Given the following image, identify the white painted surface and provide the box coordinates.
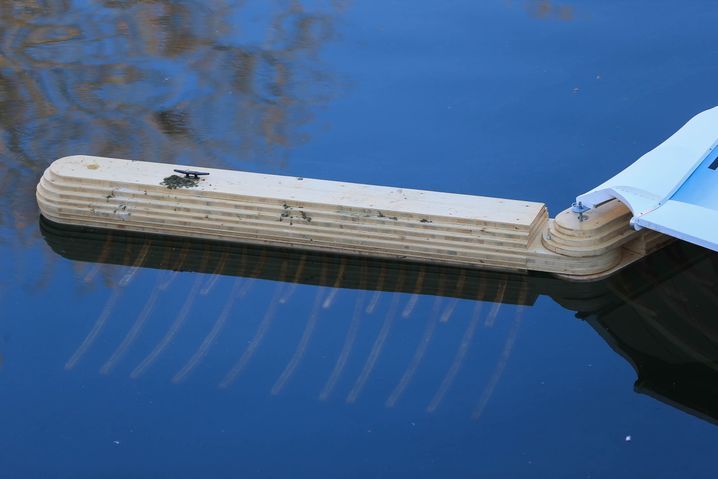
[576,106,718,252]
[636,201,718,252]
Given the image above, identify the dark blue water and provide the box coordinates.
[2,1,718,477]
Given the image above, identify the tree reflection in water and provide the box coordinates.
[0,0,345,287]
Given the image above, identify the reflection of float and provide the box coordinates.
[41,217,718,423]
[573,249,718,425]
[37,106,718,279]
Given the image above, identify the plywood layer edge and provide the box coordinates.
[36,155,671,280]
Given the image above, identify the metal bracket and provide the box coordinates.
[174,169,209,179]
[571,201,591,222]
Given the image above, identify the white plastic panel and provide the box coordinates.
[635,200,718,252]
[577,106,718,215]
[576,106,718,252]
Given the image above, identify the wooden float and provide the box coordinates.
[36,155,672,281]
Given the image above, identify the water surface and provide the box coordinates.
[2,1,718,477]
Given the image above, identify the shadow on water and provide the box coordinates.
[40,216,718,425]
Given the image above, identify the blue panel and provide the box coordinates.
[670,144,718,211]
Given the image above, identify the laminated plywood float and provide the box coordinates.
[36,106,718,280]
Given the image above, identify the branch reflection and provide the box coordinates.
[0,0,345,256]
